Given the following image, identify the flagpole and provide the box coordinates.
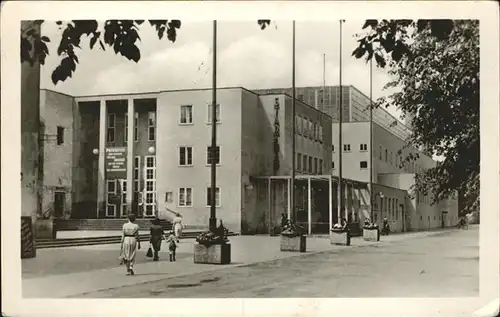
[291,20,296,221]
[338,19,344,224]
[369,58,374,222]
[323,53,326,112]
[209,20,217,232]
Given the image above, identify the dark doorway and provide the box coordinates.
[54,192,66,218]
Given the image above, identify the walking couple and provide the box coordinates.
[119,213,184,276]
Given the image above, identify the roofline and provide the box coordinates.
[42,86,259,99]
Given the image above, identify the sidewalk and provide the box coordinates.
[22,228,461,298]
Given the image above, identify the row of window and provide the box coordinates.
[294,116,324,143]
[330,161,368,170]
[378,145,422,173]
[417,190,432,205]
[331,143,368,153]
[180,104,221,125]
[296,153,324,174]
[107,112,156,144]
[374,196,401,221]
[167,187,221,207]
[420,215,445,222]
[178,146,220,166]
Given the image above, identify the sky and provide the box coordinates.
[40,20,403,120]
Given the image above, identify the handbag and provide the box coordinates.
[146,246,153,258]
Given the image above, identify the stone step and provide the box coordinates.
[55,219,172,231]
[35,232,238,249]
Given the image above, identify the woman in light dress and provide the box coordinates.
[120,214,141,276]
[172,213,184,243]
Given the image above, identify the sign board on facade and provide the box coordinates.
[106,147,127,177]
[21,216,36,259]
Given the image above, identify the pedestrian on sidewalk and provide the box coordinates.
[172,213,184,243]
[166,231,177,262]
[149,217,165,261]
[121,214,141,276]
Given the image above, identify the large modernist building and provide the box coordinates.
[39,87,332,233]
[39,85,458,234]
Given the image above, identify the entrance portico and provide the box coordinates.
[84,95,158,219]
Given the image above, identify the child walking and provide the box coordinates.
[166,231,177,262]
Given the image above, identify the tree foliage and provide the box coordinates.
[21,20,182,85]
[353,20,479,212]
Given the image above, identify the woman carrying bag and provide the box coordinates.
[148,217,165,261]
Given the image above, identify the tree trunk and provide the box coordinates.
[20,21,41,224]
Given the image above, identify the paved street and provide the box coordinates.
[22,226,478,298]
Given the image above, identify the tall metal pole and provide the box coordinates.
[291,20,296,221]
[209,20,217,232]
[369,58,374,222]
[338,19,344,224]
[323,54,326,113]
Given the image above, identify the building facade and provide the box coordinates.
[40,87,332,233]
[40,84,457,234]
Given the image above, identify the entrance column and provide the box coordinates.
[307,176,312,235]
[350,183,355,221]
[97,99,107,218]
[328,176,333,230]
[126,98,134,215]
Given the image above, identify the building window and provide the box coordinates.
[332,145,335,152]
[107,113,115,143]
[319,159,323,174]
[313,158,318,174]
[332,161,335,169]
[107,179,116,194]
[308,157,313,173]
[134,112,139,142]
[206,187,221,207]
[207,146,221,165]
[379,146,383,160]
[298,94,304,101]
[134,156,141,193]
[148,111,156,141]
[56,126,65,145]
[385,149,388,162]
[208,103,221,123]
[360,161,368,169]
[343,144,351,152]
[360,143,367,151]
[296,116,301,135]
[165,191,173,203]
[303,155,308,172]
[180,105,193,124]
[179,146,193,166]
[297,153,302,171]
[121,180,127,205]
[319,126,323,143]
[178,187,193,207]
